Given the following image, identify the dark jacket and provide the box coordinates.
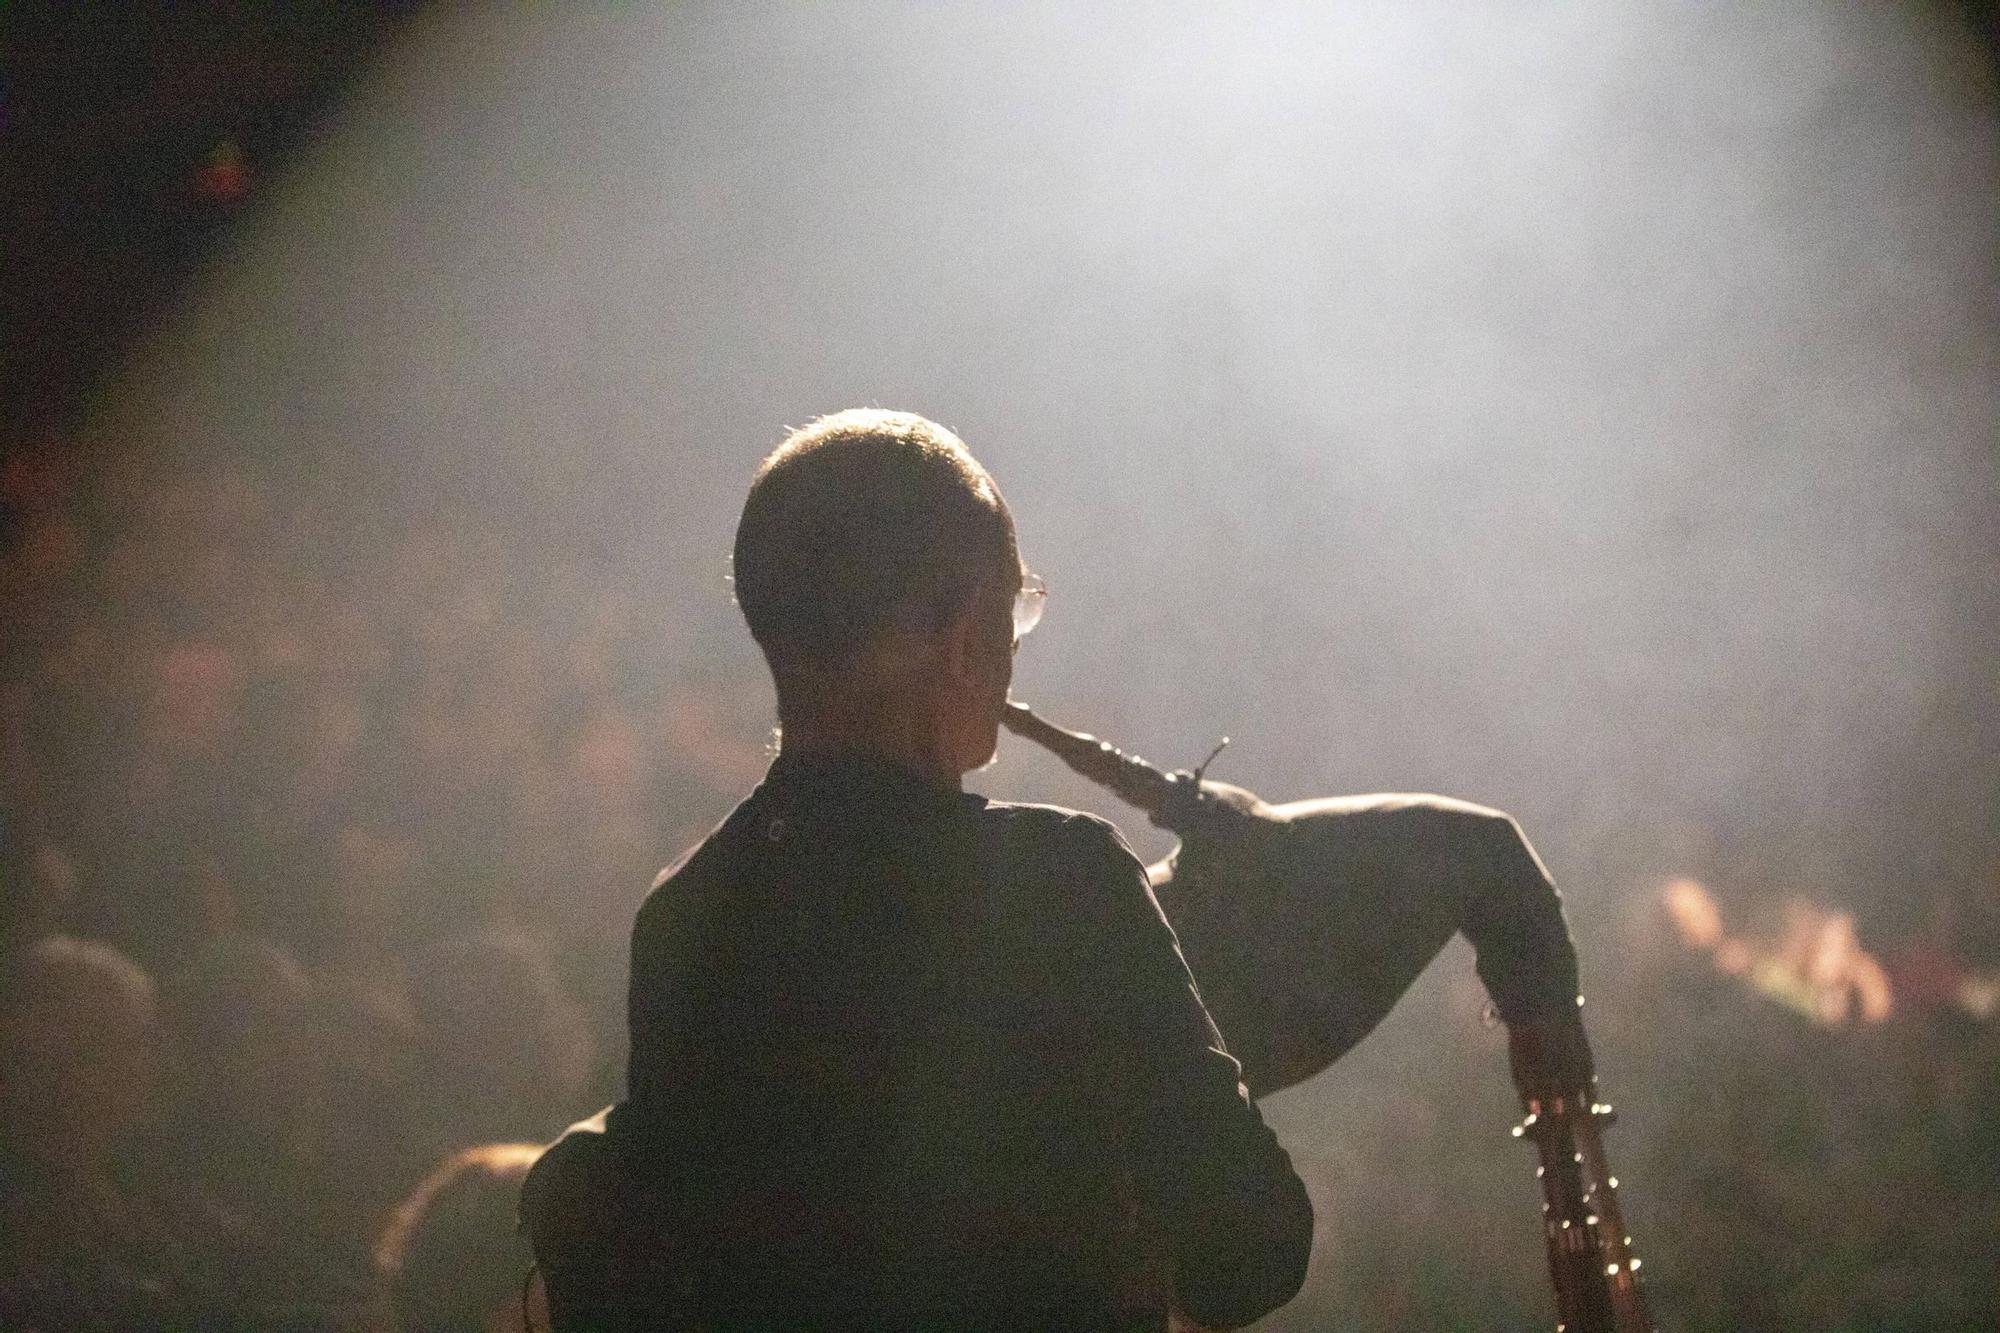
[596,751,1312,1330]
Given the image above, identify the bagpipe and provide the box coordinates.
[1002,701,1654,1333]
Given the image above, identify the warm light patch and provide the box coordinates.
[1661,878,1895,1027]
[1663,878,1722,949]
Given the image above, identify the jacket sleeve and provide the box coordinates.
[1071,817,1315,1329]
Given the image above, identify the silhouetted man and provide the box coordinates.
[550,410,1311,1330]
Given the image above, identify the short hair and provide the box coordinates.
[374,1142,544,1331]
[732,409,1018,672]
[1,934,156,1025]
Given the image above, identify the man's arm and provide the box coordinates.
[1072,818,1315,1329]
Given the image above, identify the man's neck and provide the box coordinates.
[777,715,963,789]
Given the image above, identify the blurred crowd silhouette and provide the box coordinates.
[0,446,758,1328]
[3,449,1996,1330]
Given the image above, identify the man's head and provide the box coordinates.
[733,409,1026,776]
[0,936,160,1168]
[374,1141,546,1333]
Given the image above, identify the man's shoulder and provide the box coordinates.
[635,793,1147,931]
[636,799,758,927]
[971,797,1152,921]
[976,796,1133,853]
[647,836,713,896]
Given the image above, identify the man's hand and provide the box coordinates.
[1506,1004,1597,1104]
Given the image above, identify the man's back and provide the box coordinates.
[606,751,1311,1330]
[545,409,1312,1329]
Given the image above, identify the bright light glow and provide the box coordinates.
[1662,879,1896,1027]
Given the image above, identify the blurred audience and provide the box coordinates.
[0,937,197,1328]
[373,1143,546,1333]
[0,835,78,955]
[406,929,595,1162]
[0,455,1992,1328]
[149,932,378,1324]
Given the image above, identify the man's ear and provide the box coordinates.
[859,619,949,682]
[939,600,983,687]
